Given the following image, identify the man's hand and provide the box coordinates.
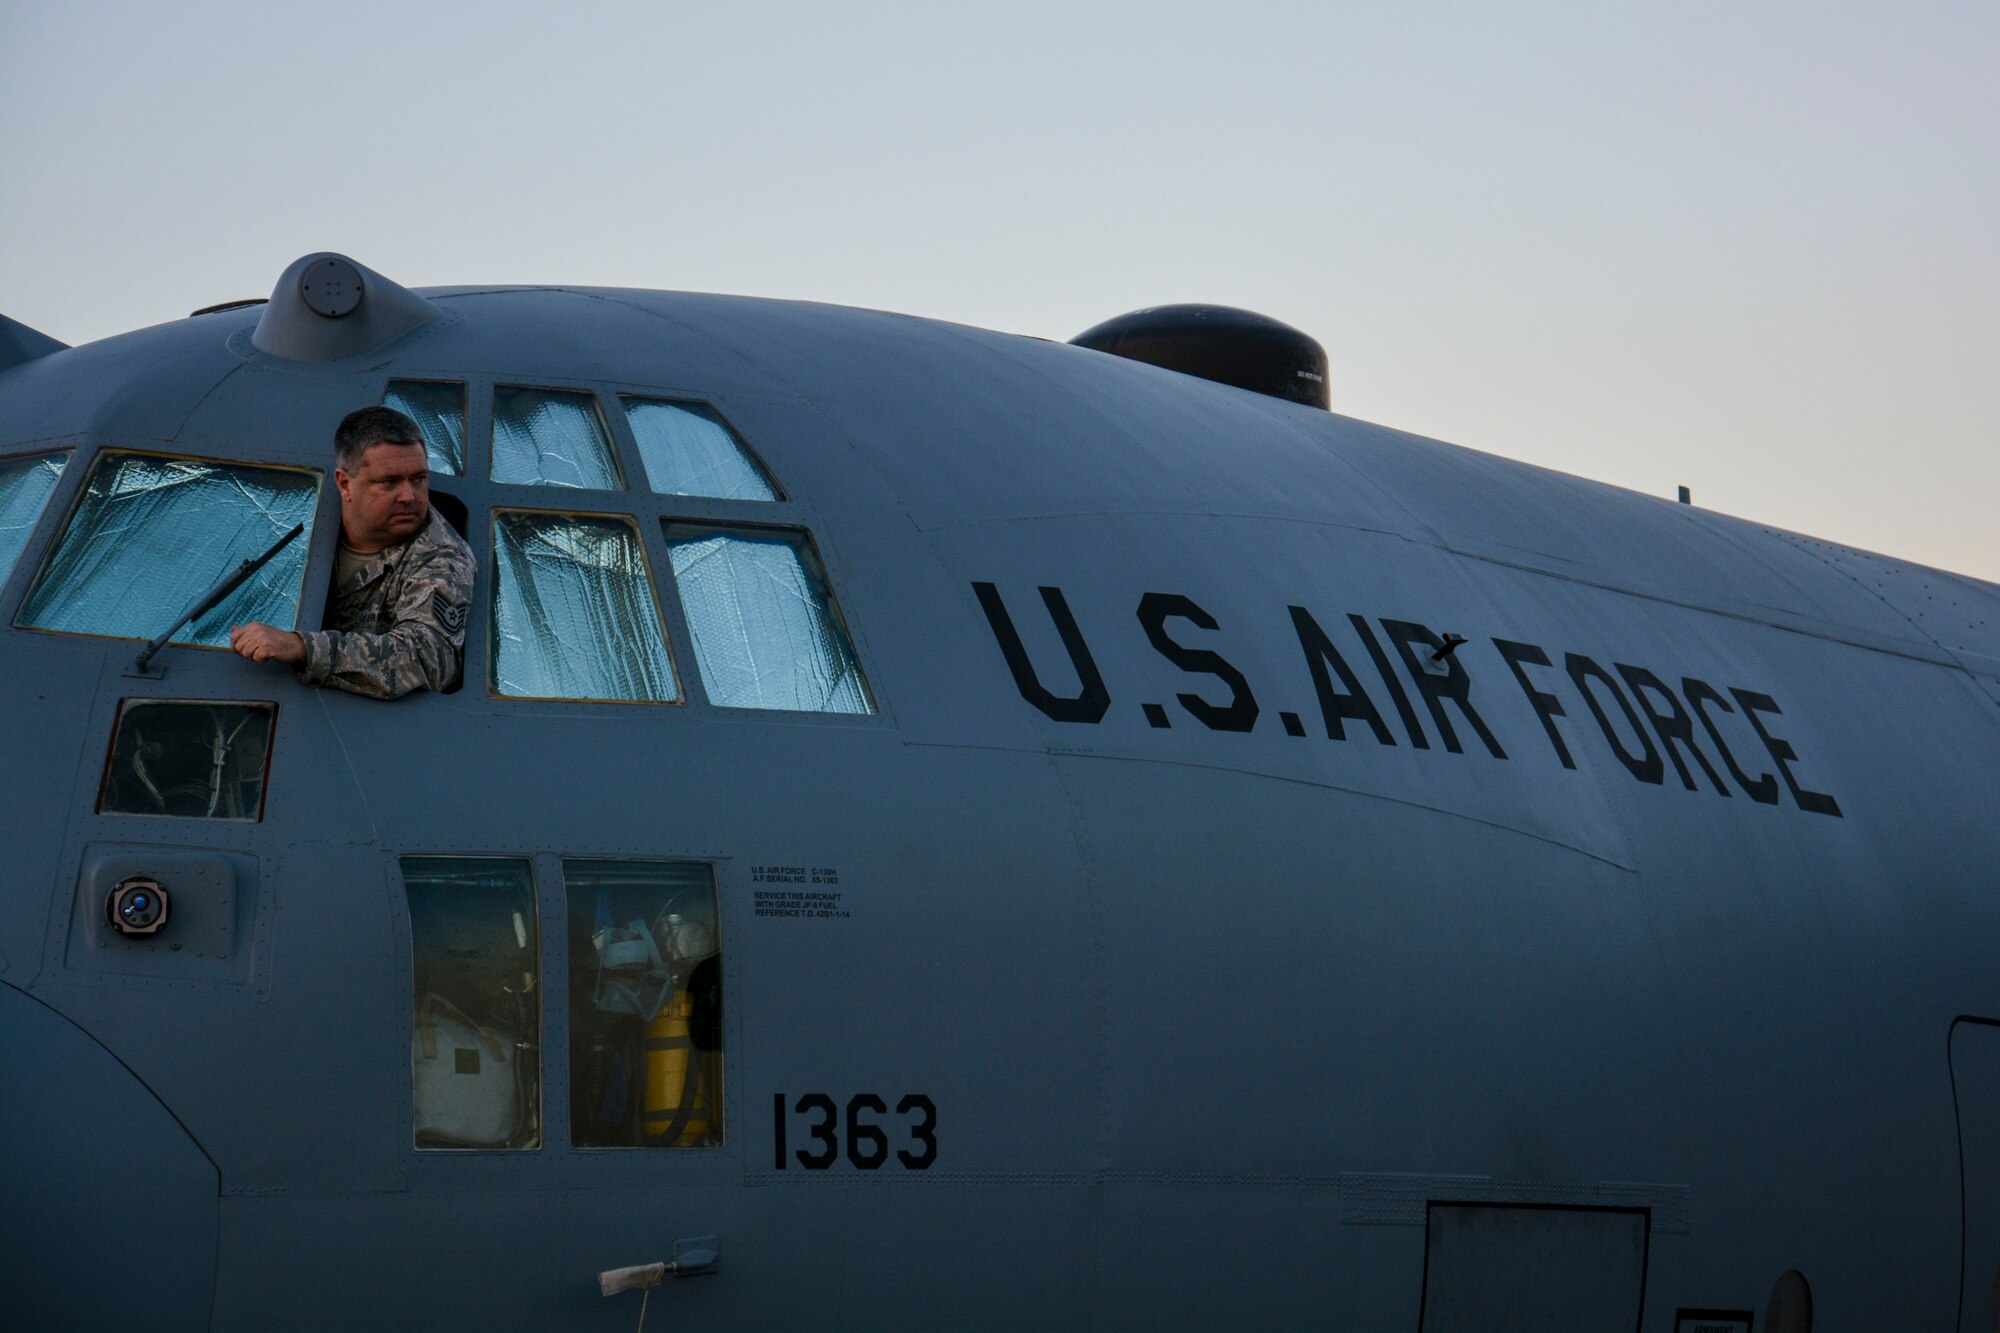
[230,622,307,665]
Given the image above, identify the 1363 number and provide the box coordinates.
[773,1092,937,1170]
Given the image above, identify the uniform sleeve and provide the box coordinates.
[297,539,475,700]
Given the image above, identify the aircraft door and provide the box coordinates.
[1953,1019,2000,1332]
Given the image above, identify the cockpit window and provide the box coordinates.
[401,856,542,1151]
[99,699,274,820]
[662,523,872,713]
[623,398,779,502]
[491,386,623,490]
[491,510,680,702]
[564,859,723,1148]
[383,381,467,477]
[17,452,319,646]
[0,451,68,588]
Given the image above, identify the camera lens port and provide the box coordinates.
[107,876,169,937]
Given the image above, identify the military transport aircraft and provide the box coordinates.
[2,253,1997,1332]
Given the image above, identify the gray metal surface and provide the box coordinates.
[1,254,1996,1329]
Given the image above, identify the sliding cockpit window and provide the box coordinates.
[0,451,69,588]
[663,523,872,713]
[16,452,319,644]
[564,859,724,1149]
[402,856,542,1151]
[491,510,680,702]
[383,381,467,477]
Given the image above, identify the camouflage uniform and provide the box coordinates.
[298,511,475,700]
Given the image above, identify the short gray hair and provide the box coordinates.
[334,406,425,473]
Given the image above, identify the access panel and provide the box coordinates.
[1419,1202,1648,1332]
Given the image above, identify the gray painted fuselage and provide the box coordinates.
[2,276,1996,1330]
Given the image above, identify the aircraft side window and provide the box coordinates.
[0,450,69,588]
[490,386,624,490]
[382,380,467,477]
[490,509,681,703]
[16,452,319,645]
[622,398,780,502]
[563,859,724,1149]
[401,856,542,1151]
[99,699,274,820]
[662,522,873,714]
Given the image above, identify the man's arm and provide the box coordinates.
[231,622,306,664]
[296,542,474,700]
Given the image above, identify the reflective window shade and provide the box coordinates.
[491,386,623,490]
[0,451,68,587]
[383,380,467,476]
[564,860,724,1149]
[491,510,679,702]
[623,398,778,502]
[401,857,541,1151]
[663,524,872,713]
[18,453,319,645]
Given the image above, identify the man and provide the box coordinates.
[230,406,474,699]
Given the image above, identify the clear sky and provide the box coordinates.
[4,2,1995,579]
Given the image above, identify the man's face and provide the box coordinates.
[336,441,431,552]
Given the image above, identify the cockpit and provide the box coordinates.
[1,361,882,1161]
[2,378,873,712]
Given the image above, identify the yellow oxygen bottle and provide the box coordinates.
[641,989,710,1145]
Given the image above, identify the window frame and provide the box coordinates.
[486,503,685,706]
[347,372,888,722]
[618,394,787,503]
[11,447,325,648]
[0,444,78,617]
[381,378,472,478]
[658,516,877,716]
[396,852,548,1154]
[94,696,280,823]
[558,855,728,1152]
[488,382,628,493]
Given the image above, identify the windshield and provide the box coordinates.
[17,452,320,645]
[0,451,68,588]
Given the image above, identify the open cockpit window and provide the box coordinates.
[623,398,779,502]
[491,510,679,702]
[99,700,274,820]
[401,856,541,1151]
[565,860,724,1148]
[17,452,319,645]
[0,451,68,588]
[491,386,623,490]
[383,381,467,477]
[663,523,872,713]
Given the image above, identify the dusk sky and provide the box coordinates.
[4,2,1994,579]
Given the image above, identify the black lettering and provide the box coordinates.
[1564,653,1665,784]
[1288,605,1393,745]
[773,1091,787,1170]
[1349,614,1427,749]
[1617,664,1730,796]
[898,1094,938,1169]
[1137,593,1259,733]
[1381,619,1506,759]
[1683,678,1780,804]
[794,1092,838,1169]
[1730,689,1843,818]
[973,582,1110,724]
[846,1094,889,1169]
[1494,639,1574,769]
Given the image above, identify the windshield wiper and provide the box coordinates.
[131,523,305,677]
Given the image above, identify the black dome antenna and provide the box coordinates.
[1070,305,1328,409]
